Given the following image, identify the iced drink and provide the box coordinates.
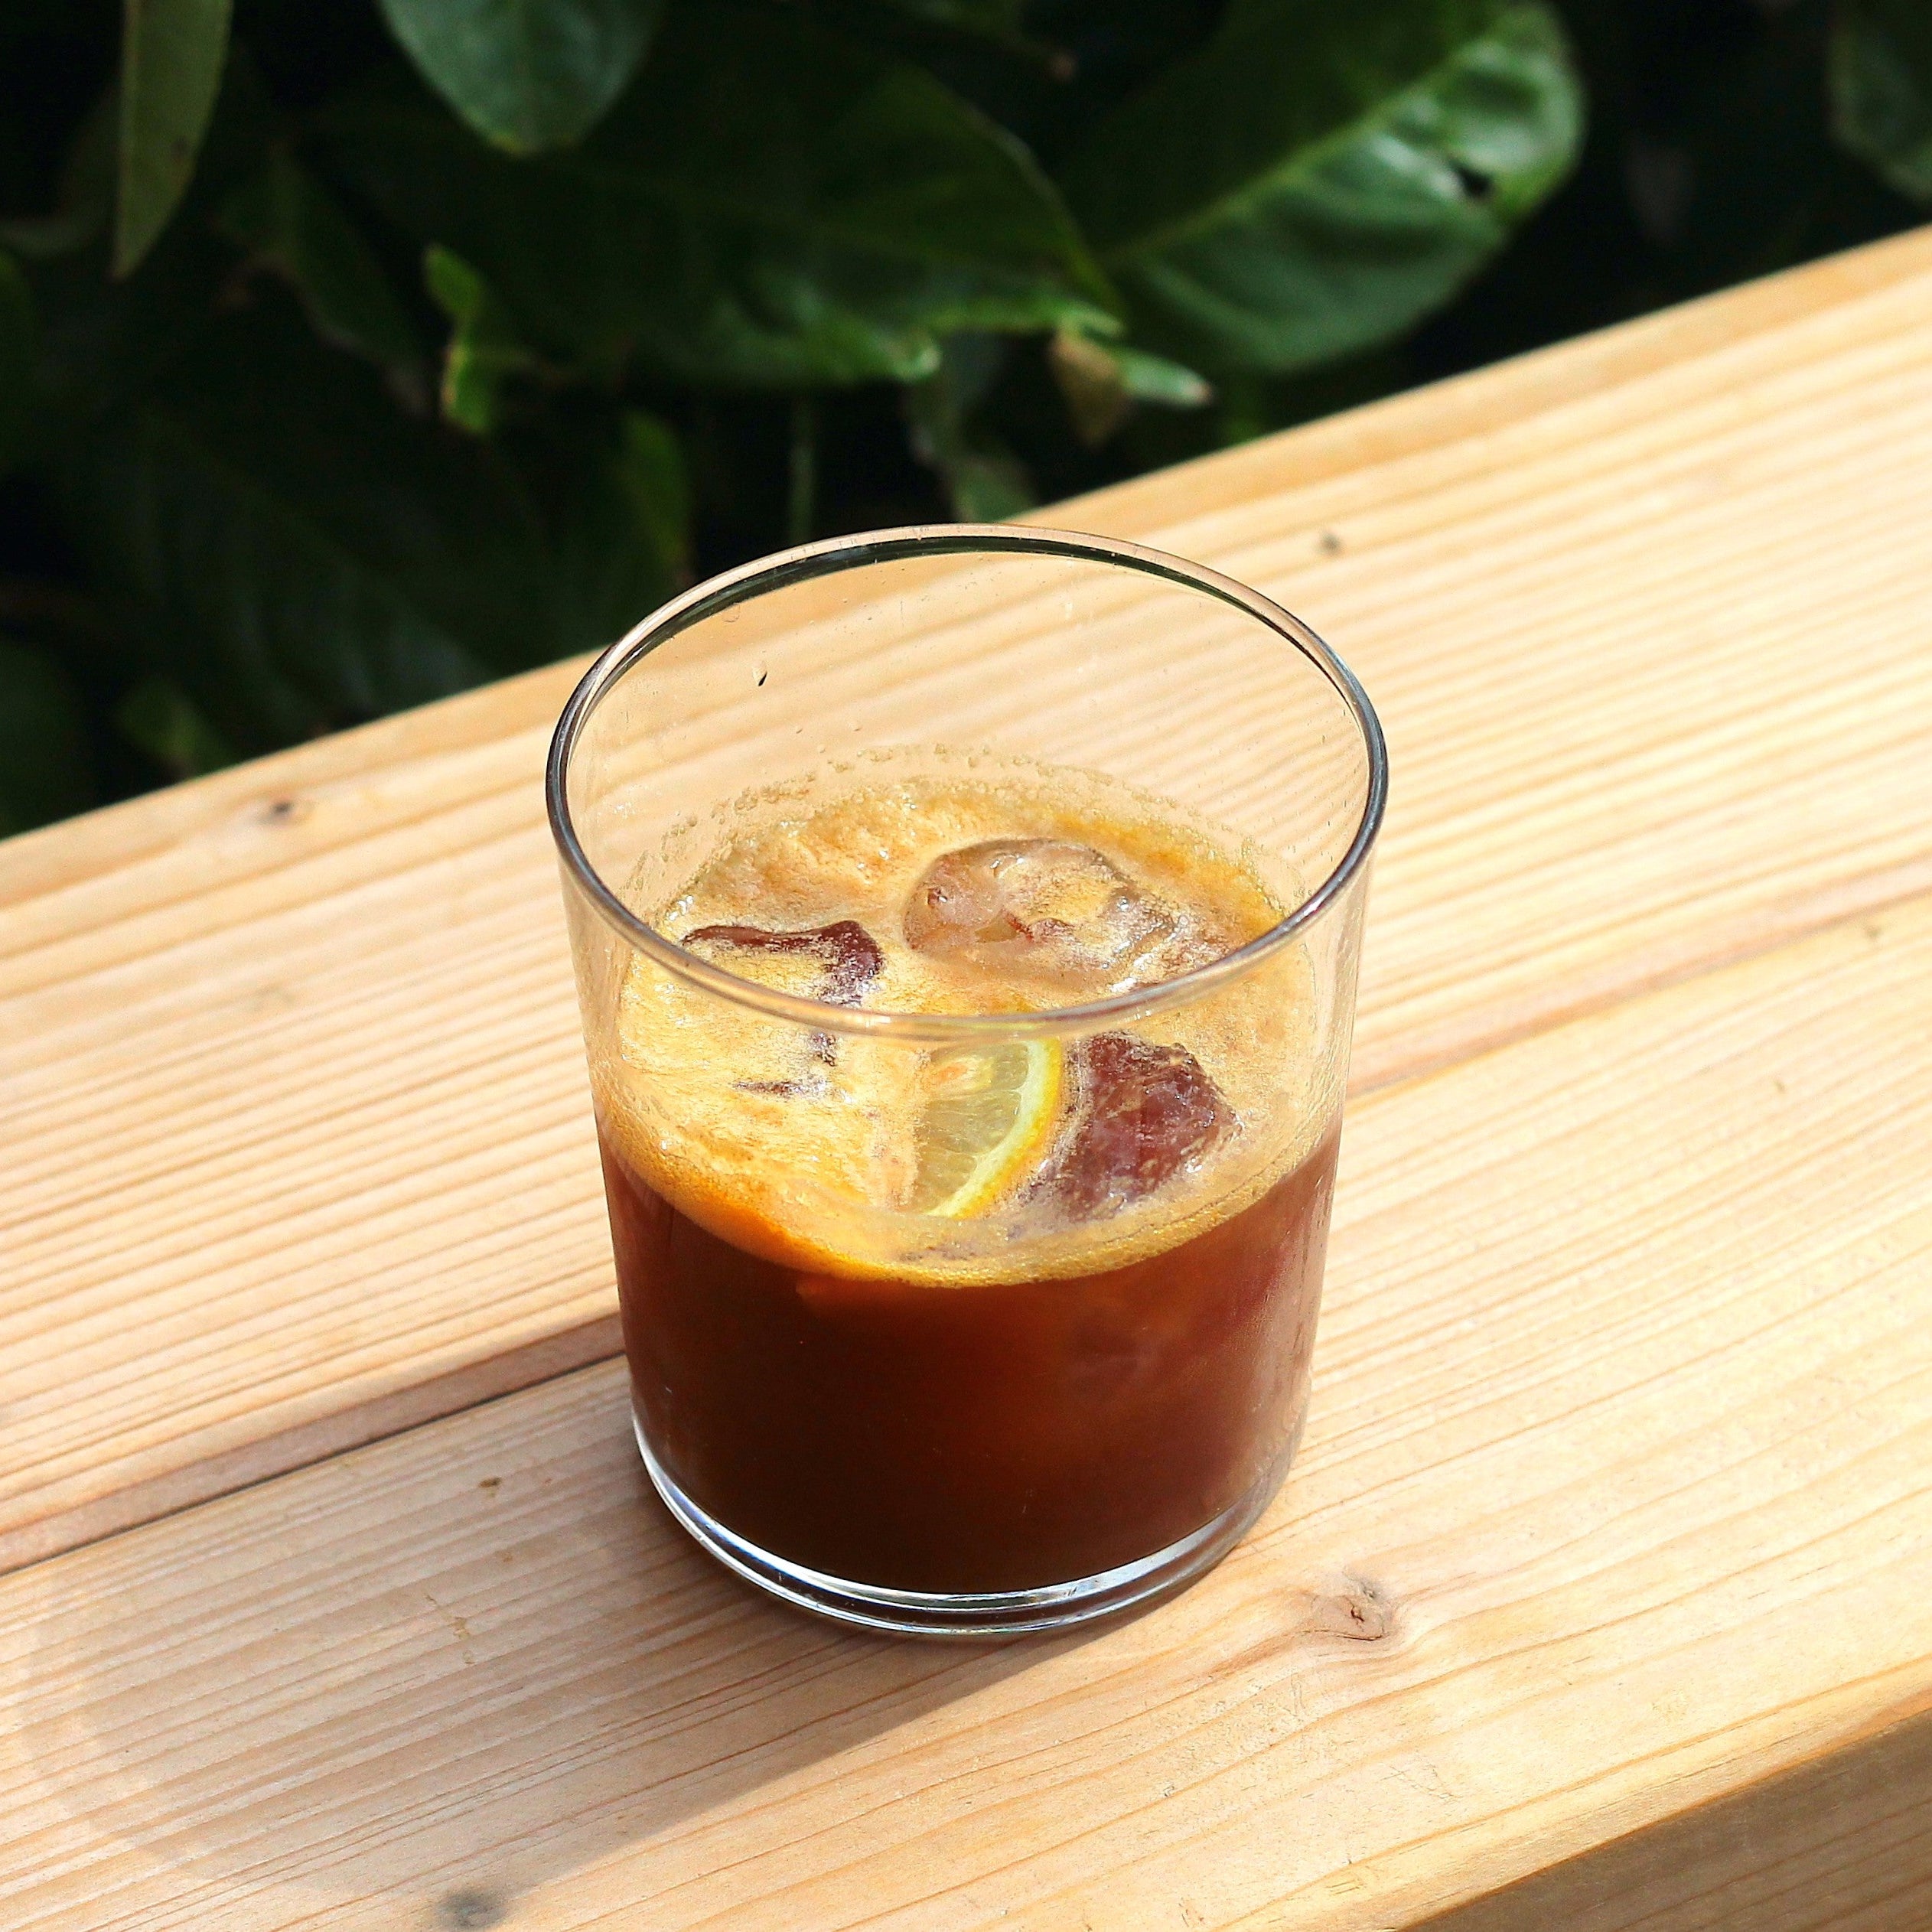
[593,761,1342,1598]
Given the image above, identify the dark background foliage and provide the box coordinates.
[0,0,1925,836]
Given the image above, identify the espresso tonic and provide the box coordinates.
[592,754,1344,1606]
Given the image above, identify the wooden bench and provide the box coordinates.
[4,226,1930,1930]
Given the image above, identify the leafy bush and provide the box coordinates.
[0,0,1924,835]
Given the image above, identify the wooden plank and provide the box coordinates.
[1406,1713,1932,1932]
[5,229,1932,1569]
[5,885,1930,1930]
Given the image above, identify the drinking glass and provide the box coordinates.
[548,526,1386,1636]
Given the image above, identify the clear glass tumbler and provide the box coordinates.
[548,526,1385,1636]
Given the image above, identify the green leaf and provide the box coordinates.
[1047,325,1210,444]
[29,56,276,430]
[116,674,239,779]
[0,638,94,837]
[534,409,688,647]
[0,251,36,474]
[1112,342,1214,406]
[375,0,666,155]
[115,0,234,277]
[323,2,1117,389]
[425,243,536,432]
[1060,0,1584,375]
[56,295,611,752]
[1831,0,1932,204]
[906,335,1036,517]
[219,150,424,374]
[610,409,689,584]
[944,445,1034,520]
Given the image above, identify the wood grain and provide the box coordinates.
[5,884,1931,1930]
[1408,1709,1932,1932]
[5,227,1932,1569]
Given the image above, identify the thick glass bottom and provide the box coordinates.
[634,1407,1288,1637]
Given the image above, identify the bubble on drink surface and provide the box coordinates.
[903,839,1191,995]
[1032,1032,1231,1219]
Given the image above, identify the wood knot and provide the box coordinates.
[257,795,311,827]
[1306,1575,1393,1642]
[438,1889,506,1929]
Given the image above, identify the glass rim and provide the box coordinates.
[546,523,1388,1043]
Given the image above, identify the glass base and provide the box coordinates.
[634,1408,1283,1638]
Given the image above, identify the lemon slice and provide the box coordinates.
[908,1038,1066,1217]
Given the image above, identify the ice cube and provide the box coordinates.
[903,839,1176,995]
[682,919,884,1006]
[1033,1032,1229,1218]
[682,920,884,1084]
